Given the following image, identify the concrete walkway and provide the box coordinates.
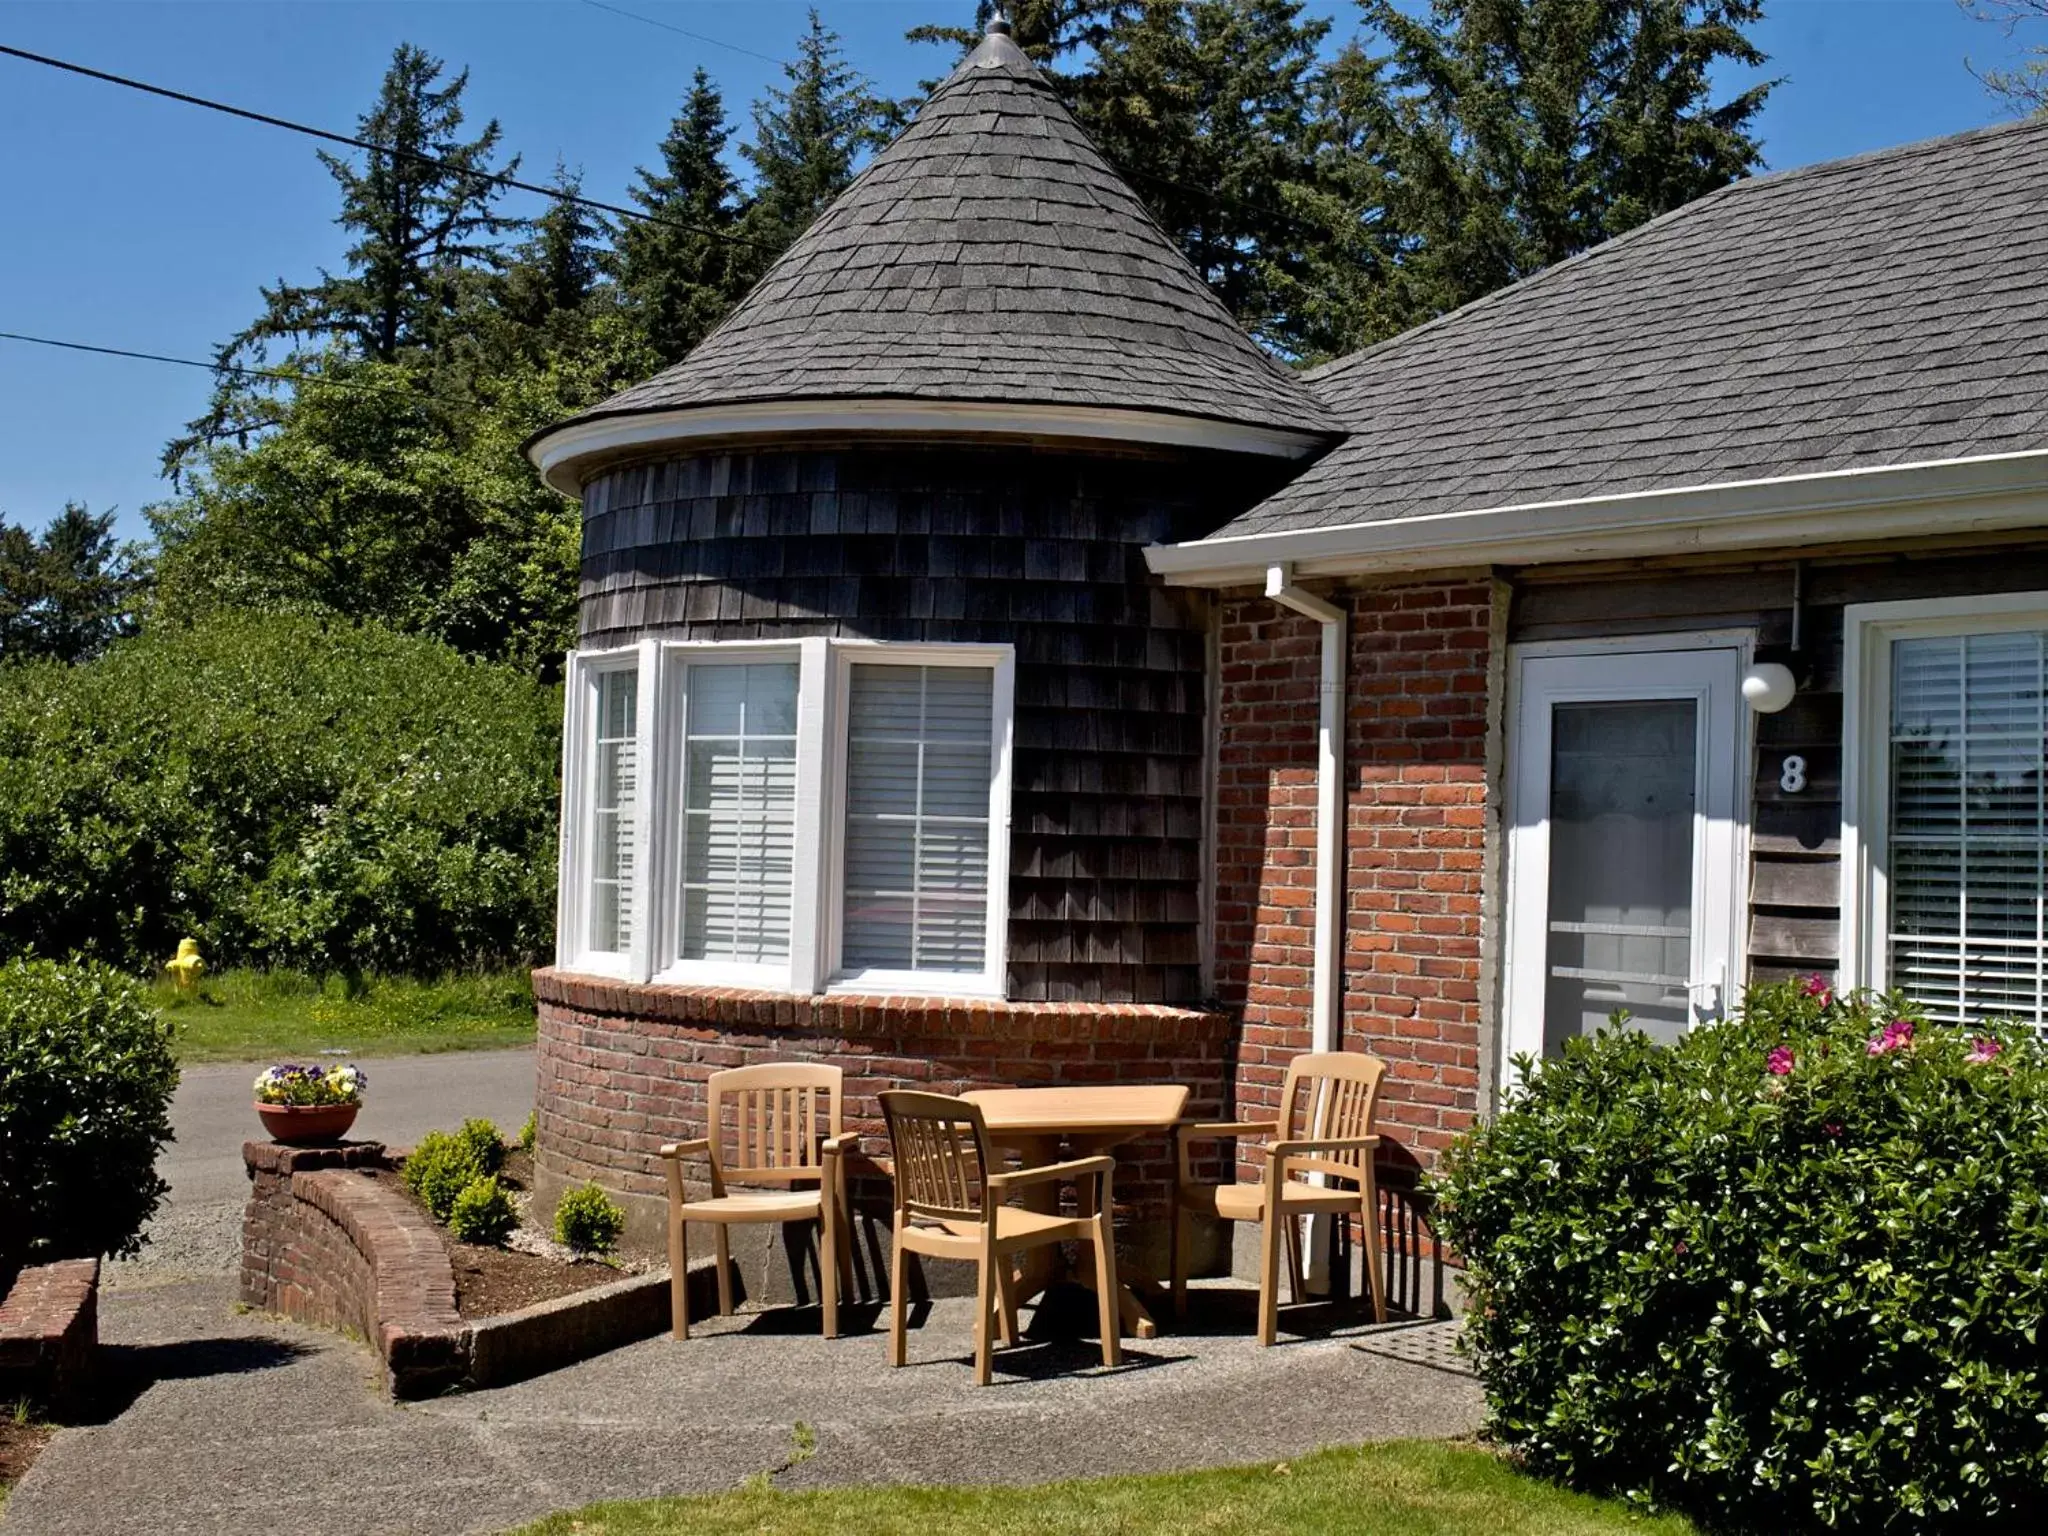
[9,1046,1482,1534]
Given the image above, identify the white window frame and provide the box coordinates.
[557,641,658,980]
[823,641,1016,1000]
[1841,590,2048,1000]
[556,637,1013,999]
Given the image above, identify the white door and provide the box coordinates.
[1505,645,1746,1060]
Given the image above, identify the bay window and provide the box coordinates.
[559,640,1012,997]
[1846,593,2048,1030]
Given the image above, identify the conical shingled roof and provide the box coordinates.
[536,24,1338,476]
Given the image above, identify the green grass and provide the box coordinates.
[506,1442,1695,1536]
[156,968,537,1063]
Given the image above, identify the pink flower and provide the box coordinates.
[1822,1121,1843,1138]
[1766,1046,1795,1076]
[1803,973,1835,1007]
[1867,1017,1916,1056]
[1674,1240,1689,1256]
[1967,1037,2003,1065]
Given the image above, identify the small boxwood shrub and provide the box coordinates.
[1436,980,2048,1530]
[447,1175,516,1246]
[456,1117,506,1175]
[0,957,178,1286]
[401,1130,484,1224]
[553,1182,624,1256]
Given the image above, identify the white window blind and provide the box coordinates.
[678,663,799,964]
[590,667,639,954]
[842,664,994,975]
[1889,629,2048,1029]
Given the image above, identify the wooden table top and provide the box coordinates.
[961,1084,1189,1138]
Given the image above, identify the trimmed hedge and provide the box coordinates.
[1436,981,2048,1530]
[0,613,559,972]
[0,957,178,1287]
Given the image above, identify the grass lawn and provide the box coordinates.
[158,968,537,1063]
[508,1442,1693,1536]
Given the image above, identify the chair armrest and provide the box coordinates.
[986,1155,1115,1193]
[659,1138,713,1160]
[1271,1135,1380,1158]
[1172,1120,1279,1142]
[820,1134,859,1156]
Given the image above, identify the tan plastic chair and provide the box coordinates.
[1169,1050,1388,1344]
[661,1063,851,1339]
[878,1089,1122,1386]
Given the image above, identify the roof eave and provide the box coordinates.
[1144,450,2048,587]
[528,398,1340,497]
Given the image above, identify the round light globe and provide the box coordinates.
[1742,662,1797,714]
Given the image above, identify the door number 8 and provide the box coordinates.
[1779,754,1808,794]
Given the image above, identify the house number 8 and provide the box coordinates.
[1780,754,1808,794]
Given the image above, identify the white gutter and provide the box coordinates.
[1264,564,1345,1294]
[1148,449,2048,587]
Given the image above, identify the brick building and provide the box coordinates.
[528,20,2048,1270]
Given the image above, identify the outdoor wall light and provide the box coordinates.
[1742,661,1798,714]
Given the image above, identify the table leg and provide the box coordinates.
[1004,1135,1065,1309]
[1071,1149,1161,1341]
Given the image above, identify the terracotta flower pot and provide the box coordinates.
[255,1102,360,1145]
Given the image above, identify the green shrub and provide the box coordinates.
[447,1175,516,1246]
[401,1130,485,1224]
[0,612,560,972]
[0,958,178,1286]
[456,1117,506,1175]
[518,1110,536,1154]
[1435,980,2048,1530]
[553,1182,624,1256]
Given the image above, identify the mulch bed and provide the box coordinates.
[0,1416,55,1492]
[378,1147,628,1322]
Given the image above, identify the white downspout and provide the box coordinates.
[1264,564,1345,1293]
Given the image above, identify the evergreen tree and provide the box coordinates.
[615,70,750,366]
[741,10,889,259]
[1075,1,1340,357]
[0,505,142,665]
[499,161,606,335]
[907,1,1129,77]
[1350,0,1770,334]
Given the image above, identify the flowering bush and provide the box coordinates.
[1436,981,2048,1530]
[253,1062,366,1107]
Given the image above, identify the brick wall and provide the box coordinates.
[1215,577,1496,1178]
[531,969,1235,1253]
[0,1259,97,1418]
[240,1141,466,1398]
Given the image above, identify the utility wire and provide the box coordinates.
[578,0,783,66]
[0,329,462,402]
[0,41,771,252]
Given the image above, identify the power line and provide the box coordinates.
[0,328,455,402]
[0,41,771,253]
[578,0,784,66]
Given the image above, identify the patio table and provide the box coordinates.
[961,1083,1188,1340]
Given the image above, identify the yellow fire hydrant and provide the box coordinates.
[165,937,206,994]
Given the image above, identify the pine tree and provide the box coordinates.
[614,69,749,366]
[741,10,888,260]
[500,161,605,334]
[0,505,142,665]
[1351,0,1771,332]
[1074,0,1339,357]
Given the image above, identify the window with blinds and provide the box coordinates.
[589,667,639,955]
[841,664,994,976]
[1888,629,2048,1029]
[677,663,799,965]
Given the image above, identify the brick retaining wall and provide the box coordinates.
[0,1259,98,1418]
[531,968,1236,1263]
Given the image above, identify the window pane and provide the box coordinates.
[677,663,799,965]
[589,668,638,955]
[1889,630,2048,1030]
[842,663,994,976]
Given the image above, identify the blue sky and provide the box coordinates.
[0,0,2038,542]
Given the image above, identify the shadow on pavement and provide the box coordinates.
[82,1335,315,1424]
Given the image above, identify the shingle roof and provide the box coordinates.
[1210,116,2048,540]
[555,25,1337,444]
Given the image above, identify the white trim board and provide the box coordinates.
[1146,450,2048,587]
[529,400,1333,494]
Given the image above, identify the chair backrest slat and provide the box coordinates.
[707,1064,844,1186]
[1279,1051,1386,1184]
[879,1090,991,1225]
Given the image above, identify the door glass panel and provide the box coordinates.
[1544,700,1697,1052]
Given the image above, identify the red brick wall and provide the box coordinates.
[0,1259,98,1417]
[531,970,1234,1231]
[1215,577,1495,1176]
